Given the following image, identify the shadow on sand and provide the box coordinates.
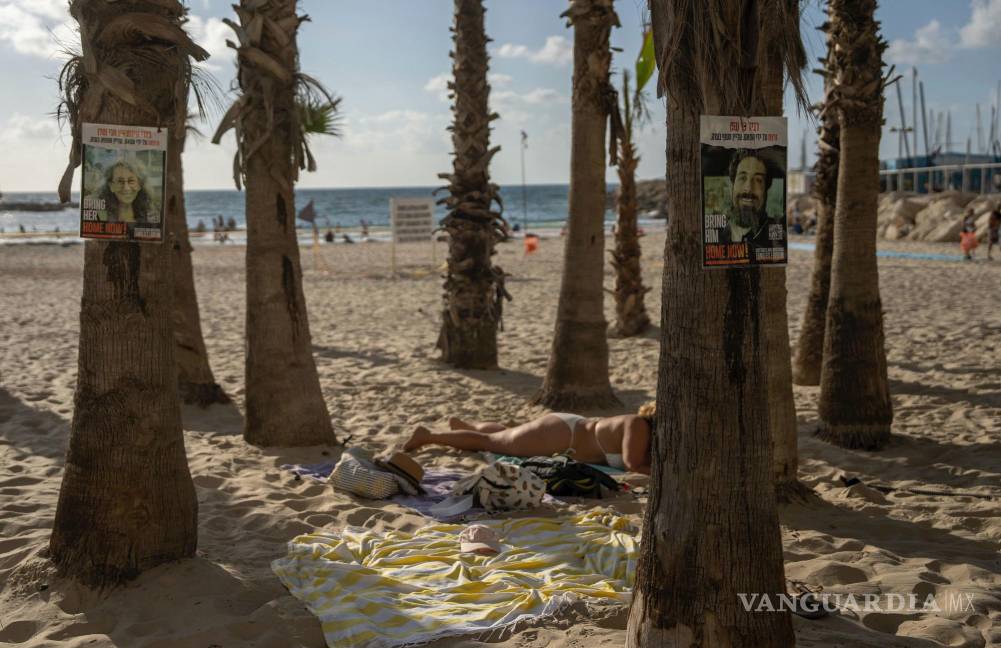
[0,387,71,463]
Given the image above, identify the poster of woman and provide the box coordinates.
[700,116,787,268]
[79,123,166,242]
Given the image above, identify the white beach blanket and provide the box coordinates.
[271,510,639,648]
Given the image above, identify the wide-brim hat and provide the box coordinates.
[374,451,425,495]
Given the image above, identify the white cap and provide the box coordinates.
[458,525,501,555]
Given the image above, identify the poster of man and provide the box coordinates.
[700,115,787,268]
[79,123,167,243]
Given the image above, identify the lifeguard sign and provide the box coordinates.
[389,197,436,275]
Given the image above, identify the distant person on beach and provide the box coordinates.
[96,159,153,223]
[226,217,237,231]
[342,233,354,244]
[988,206,1000,260]
[360,219,370,238]
[195,219,206,233]
[324,229,334,243]
[18,224,25,233]
[404,407,654,474]
[962,208,977,233]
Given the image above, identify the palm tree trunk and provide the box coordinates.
[168,129,229,407]
[817,0,893,450]
[233,0,334,446]
[534,0,620,410]
[438,0,505,369]
[792,20,839,387]
[628,1,804,644]
[611,129,650,337]
[761,36,805,502]
[49,0,202,588]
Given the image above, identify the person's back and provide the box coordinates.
[988,209,1000,260]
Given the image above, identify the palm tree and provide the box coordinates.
[760,39,805,502]
[213,0,339,447]
[793,17,839,387]
[818,0,893,450]
[171,100,229,407]
[533,0,620,410]
[49,0,207,587]
[609,30,653,338]
[627,1,806,644]
[437,0,508,369]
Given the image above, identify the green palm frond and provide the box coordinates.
[298,95,342,138]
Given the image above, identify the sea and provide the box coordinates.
[0,184,662,245]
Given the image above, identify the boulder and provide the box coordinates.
[925,217,964,243]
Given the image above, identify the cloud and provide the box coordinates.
[187,15,234,69]
[489,73,513,87]
[425,72,518,102]
[0,114,59,142]
[342,109,449,155]
[496,35,572,66]
[886,20,951,65]
[0,1,76,59]
[424,73,451,101]
[521,88,565,104]
[960,0,1001,48]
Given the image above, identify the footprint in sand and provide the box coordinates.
[192,475,224,489]
[0,476,42,488]
[0,620,38,643]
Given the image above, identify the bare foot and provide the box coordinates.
[404,425,432,452]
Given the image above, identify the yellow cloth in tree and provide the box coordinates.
[271,510,639,648]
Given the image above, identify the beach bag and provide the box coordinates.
[450,462,546,513]
[520,454,620,498]
[329,448,400,499]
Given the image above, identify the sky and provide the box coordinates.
[0,0,998,192]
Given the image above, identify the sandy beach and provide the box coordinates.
[1,229,999,647]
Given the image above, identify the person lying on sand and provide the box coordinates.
[404,407,654,475]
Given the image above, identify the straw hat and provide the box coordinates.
[374,451,425,495]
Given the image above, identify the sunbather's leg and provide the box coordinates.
[405,415,571,456]
[448,417,505,433]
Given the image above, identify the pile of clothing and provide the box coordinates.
[327,448,621,517]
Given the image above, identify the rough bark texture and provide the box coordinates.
[611,92,651,338]
[533,0,620,410]
[233,0,335,446]
[49,0,202,588]
[792,20,839,387]
[817,0,893,450]
[168,129,229,407]
[627,1,803,645]
[761,40,805,502]
[437,0,508,369]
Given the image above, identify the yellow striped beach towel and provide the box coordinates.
[271,510,639,648]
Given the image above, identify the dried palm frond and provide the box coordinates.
[651,0,808,115]
[212,2,339,188]
[55,0,206,202]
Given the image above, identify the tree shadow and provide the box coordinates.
[888,377,1001,410]
[800,422,1001,493]
[781,496,1001,573]
[450,365,543,400]
[0,387,71,462]
[312,344,397,367]
[446,364,651,413]
[180,400,245,436]
[892,361,1000,378]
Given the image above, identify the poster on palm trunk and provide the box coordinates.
[700,115,787,268]
[79,123,167,243]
